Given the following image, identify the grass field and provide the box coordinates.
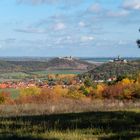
[0,110,139,140]
[31,70,83,75]
[0,72,29,80]
[0,70,82,81]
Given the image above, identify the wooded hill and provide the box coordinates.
[0,57,96,73]
[46,57,96,70]
[81,60,140,81]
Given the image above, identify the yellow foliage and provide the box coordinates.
[94,84,106,99]
[85,87,93,94]
[67,86,85,99]
[123,89,132,99]
[20,86,41,97]
[121,78,134,85]
[57,74,76,79]
[97,84,105,93]
[67,91,85,99]
[48,74,75,80]
[53,85,68,96]
[136,74,140,83]
[47,74,56,79]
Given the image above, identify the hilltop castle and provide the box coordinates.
[109,56,127,63]
[58,56,73,61]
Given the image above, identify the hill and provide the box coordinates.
[46,57,96,70]
[0,57,96,73]
[81,60,140,81]
[0,61,48,72]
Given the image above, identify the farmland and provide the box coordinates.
[0,70,81,82]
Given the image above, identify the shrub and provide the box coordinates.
[20,86,41,97]
[53,85,68,96]
[84,78,93,87]
[79,86,89,96]
[0,94,5,104]
[121,78,134,85]
[66,86,85,99]
[40,87,60,102]
[102,83,134,100]
[132,84,140,99]
[0,92,11,104]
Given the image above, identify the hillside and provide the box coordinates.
[0,57,96,73]
[81,60,140,81]
[46,57,96,70]
[0,61,48,72]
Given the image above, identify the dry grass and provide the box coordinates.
[0,98,140,116]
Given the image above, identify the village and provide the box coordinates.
[0,76,82,90]
[0,74,118,91]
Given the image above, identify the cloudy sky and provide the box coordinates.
[0,0,140,57]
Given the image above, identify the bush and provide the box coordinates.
[66,86,85,99]
[20,86,41,97]
[79,86,89,96]
[132,84,140,99]
[84,78,93,87]
[0,94,5,104]
[0,92,11,104]
[53,85,68,96]
[40,87,60,102]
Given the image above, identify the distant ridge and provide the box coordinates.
[0,57,96,72]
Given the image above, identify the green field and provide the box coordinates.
[0,72,29,79]
[31,70,83,75]
[0,110,139,140]
[0,70,82,81]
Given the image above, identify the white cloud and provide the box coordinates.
[118,40,127,45]
[78,21,85,27]
[17,0,60,5]
[123,0,140,10]
[81,36,95,42]
[16,0,83,6]
[14,27,48,34]
[54,22,66,30]
[107,10,129,17]
[88,3,102,13]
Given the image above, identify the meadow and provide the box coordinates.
[0,109,139,140]
[0,70,81,81]
[31,70,83,75]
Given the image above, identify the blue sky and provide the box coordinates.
[0,0,140,57]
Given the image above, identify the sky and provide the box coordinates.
[0,0,140,57]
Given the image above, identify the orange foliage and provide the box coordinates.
[0,84,8,89]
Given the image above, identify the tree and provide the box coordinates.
[84,78,93,87]
[20,86,41,97]
[136,28,140,48]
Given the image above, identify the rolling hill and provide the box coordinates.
[46,57,96,70]
[0,57,96,73]
[81,60,140,81]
